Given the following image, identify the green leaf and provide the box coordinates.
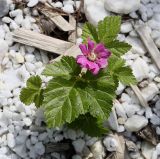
[108,56,137,85]
[107,40,132,57]
[69,113,108,137]
[42,56,81,80]
[43,78,91,127]
[20,75,44,107]
[43,71,116,127]
[117,66,137,85]
[82,22,99,43]
[86,78,116,120]
[98,16,121,43]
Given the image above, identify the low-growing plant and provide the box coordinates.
[20,16,137,137]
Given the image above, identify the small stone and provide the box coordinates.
[126,37,147,55]
[62,4,74,13]
[72,139,85,153]
[0,39,8,63]
[156,127,160,135]
[129,30,138,37]
[103,136,118,151]
[23,117,32,126]
[0,147,8,154]
[84,0,110,26]
[13,144,27,158]
[104,0,140,14]
[141,82,159,101]
[15,53,24,64]
[155,37,160,48]
[116,82,126,95]
[38,132,48,141]
[151,30,160,40]
[66,129,77,140]
[7,133,16,148]
[25,62,36,72]
[16,135,27,144]
[124,115,148,132]
[122,103,141,117]
[129,11,139,19]
[145,107,153,119]
[51,152,60,159]
[31,136,38,144]
[131,57,150,82]
[117,117,126,124]
[0,0,9,17]
[154,76,160,83]
[114,101,127,119]
[120,22,133,33]
[34,142,45,155]
[155,99,160,110]
[72,155,82,159]
[150,114,160,125]
[27,0,39,7]
[141,142,155,159]
[90,141,105,159]
[54,2,63,8]
[108,110,119,131]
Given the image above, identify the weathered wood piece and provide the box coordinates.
[64,44,81,57]
[106,134,127,159]
[12,29,74,55]
[136,126,159,145]
[41,9,74,32]
[130,85,148,107]
[68,15,76,43]
[136,24,160,70]
[45,143,71,153]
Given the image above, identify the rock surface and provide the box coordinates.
[0,40,8,64]
[84,0,110,26]
[124,115,148,132]
[0,0,9,17]
[104,0,140,14]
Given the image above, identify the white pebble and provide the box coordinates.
[120,22,133,33]
[72,139,85,153]
[27,0,39,7]
[34,142,45,155]
[54,2,63,8]
[62,4,74,13]
[7,133,15,148]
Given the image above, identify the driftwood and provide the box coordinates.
[40,9,74,32]
[45,142,71,153]
[136,24,160,70]
[130,85,148,107]
[136,126,158,146]
[106,134,127,159]
[125,139,139,158]
[68,15,77,43]
[12,29,74,55]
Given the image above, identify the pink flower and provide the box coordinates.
[77,39,111,75]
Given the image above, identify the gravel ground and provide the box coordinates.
[0,0,160,159]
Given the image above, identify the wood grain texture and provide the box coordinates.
[136,24,160,70]
[130,85,148,107]
[41,9,74,32]
[13,29,74,55]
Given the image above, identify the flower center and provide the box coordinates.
[88,52,97,61]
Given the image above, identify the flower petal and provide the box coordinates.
[90,63,100,75]
[96,58,108,68]
[76,55,90,68]
[94,43,106,53]
[79,44,88,55]
[86,61,100,75]
[99,49,111,58]
[87,39,95,52]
